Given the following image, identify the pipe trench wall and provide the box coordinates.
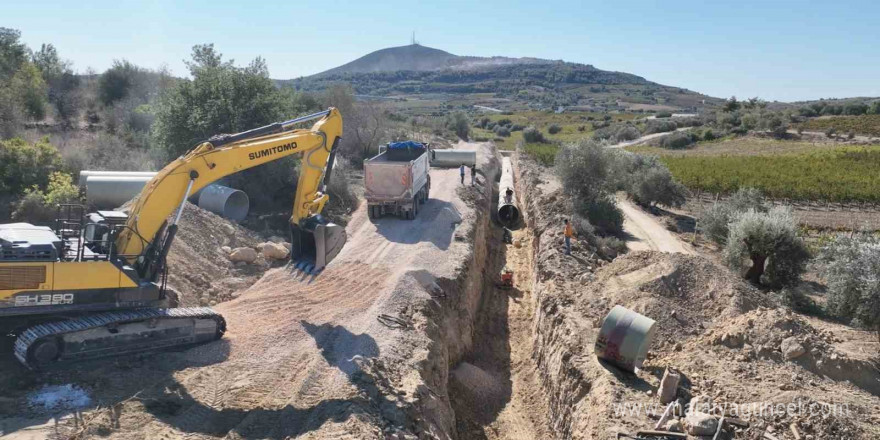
[392,147,500,439]
[511,153,599,439]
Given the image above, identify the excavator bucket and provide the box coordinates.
[291,215,346,274]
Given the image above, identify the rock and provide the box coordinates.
[268,235,286,244]
[781,337,806,360]
[281,242,292,251]
[220,246,232,254]
[659,368,681,404]
[228,247,258,263]
[261,242,290,260]
[222,223,236,236]
[664,418,683,433]
[685,411,718,436]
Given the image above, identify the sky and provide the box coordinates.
[4,0,879,102]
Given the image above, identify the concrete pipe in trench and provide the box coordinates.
[197,184,250,221]
[497,156,520,227]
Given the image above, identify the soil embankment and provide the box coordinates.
[511,152,880,439]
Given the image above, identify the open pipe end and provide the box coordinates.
[498,204,520,227]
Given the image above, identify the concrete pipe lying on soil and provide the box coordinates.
[431,149,477,167]
[497,156,520,227]
[197,184,250,221]
[78,170,158,188]
[83,171,249,220]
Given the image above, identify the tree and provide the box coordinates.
[446,112,469,139]
[869,101,880,115]
[10,62,48,120]
[348,100,389,159]
[152,44,289,209]
[723,207,809,287]
[699,187,767,245]
[817,234,880,341]
[723,96,741,112]
[548,123,562,134]
[33,44,80,126]
[0,28,28,81]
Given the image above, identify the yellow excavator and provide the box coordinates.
[0,108,346,369]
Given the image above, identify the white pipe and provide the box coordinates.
[430,149,477,167]
[86,176,154,208]
[497,157,520,227]
[78,171,157,187]
[84,173,249,220]
[197,185,249,221]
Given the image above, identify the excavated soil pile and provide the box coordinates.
[512,153,880,439]
[166,203,268,306]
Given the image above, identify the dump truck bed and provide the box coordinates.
[364,149,429,203]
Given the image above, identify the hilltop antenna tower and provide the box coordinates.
[411,31,418,45]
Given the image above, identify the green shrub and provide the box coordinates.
[522,126,546,143]
[817,234,880,340]
[614,126,640,142]
[656,111,673,118]
[446,112,470,139]
[548,123,562,134]
[510,124,524,132]
[703,129,716,141]
[659,131,695,149]
[723,207,809,287]
[578,196,623,234]
[577,125,586,132]
[0,137,64,196]
[12,172,82,224]
[644,119,677,134]
[10,62,47,120]
[494,126,511,137]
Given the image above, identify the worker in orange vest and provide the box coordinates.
[564,219,574,255]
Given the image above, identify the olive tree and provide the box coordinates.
[699,187,767,245]
[723,207,809,287]
[816,235,880,342]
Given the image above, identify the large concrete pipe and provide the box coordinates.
[78,171,157,187]
[86,175,154,208]
[197,185,249,221]
[84,172,249,220]
[430,149,477,167]
[497,156,520,227]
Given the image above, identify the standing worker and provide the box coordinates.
[563,218,574,255]
[471,164,477,185]
[460,163,466,185]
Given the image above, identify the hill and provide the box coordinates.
[281,44,721,112]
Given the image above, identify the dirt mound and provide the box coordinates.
[166,203,270,306]
[583,251,773,345]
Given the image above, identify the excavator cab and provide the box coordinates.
[291,214,346,274]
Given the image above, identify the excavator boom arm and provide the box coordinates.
[115,108,344,269]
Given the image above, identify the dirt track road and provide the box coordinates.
[1,142,482,440]
[610,134,694,254]
[617,195,693,254]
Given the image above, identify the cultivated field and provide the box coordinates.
[629,138,880,202]
[796,114,880,137]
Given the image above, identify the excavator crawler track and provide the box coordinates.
[14,307,226,370]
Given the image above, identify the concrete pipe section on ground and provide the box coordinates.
[497,156,520,227]
[81,171,249,220]
[430,149,477,167]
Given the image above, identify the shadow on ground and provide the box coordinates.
[374,198,459,250]
[136,321,395,438]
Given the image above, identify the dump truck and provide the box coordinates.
[365,141,430,220]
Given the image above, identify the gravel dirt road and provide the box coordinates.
[617,195,694,254]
